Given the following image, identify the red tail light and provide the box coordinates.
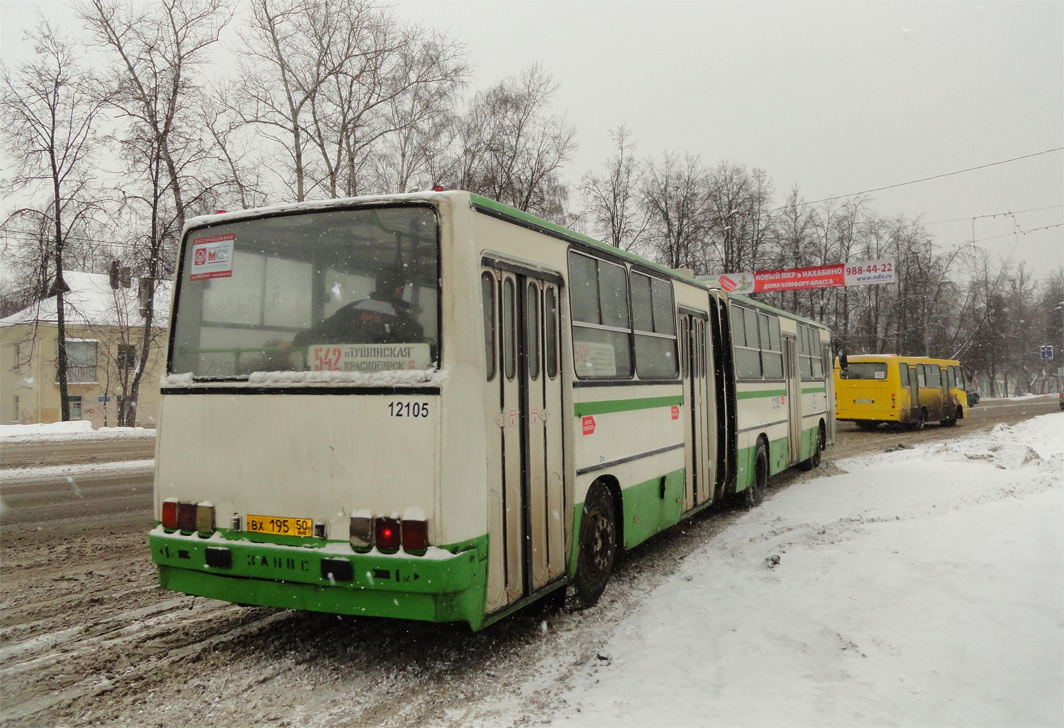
[375,517,400,553]
[161,498,178,529]
[177,502,197,531]
[401,519,429,553]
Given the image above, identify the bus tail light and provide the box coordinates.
[349,513,431,553]
[891,393,896,410]
[402,519,429,553]
[375,517,401,553]
[177,502,197,531]
[350,515,373,551]
[161,498,178,529]
[195,503,215,534]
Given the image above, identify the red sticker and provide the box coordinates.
[582,416,596,436]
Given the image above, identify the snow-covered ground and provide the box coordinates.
[2,413,1061,727]
[489,414,1064,728]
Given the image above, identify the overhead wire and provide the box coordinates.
[769,147,1064,211]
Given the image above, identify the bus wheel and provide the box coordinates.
[572,483,617,609]
[909,410,925,431]
[800,427,823,471]
[746,439,769,508]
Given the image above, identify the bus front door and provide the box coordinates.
[906,365,919,423]
[484,267,565,612]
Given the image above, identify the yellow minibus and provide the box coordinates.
[834,354,968,430]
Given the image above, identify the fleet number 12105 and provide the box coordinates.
[389,401,429,418]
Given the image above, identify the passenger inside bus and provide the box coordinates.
[293,270,424,347]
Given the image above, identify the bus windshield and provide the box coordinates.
[170,205,439,378]
[841,362,888,380]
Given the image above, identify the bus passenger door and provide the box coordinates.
[483,265,565,612]
[680,311,711,509]
[907,365,919,421]
[783,335,802,464]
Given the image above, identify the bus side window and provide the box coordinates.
[917,364,926,388]
[759,313,783,379]
[482,273,496,381]
[526,282,540,380]
[927,364,940,388]
[732,307,761,379]
[545,286,558,380]
[503,278,516,380]
[567,252,633,379]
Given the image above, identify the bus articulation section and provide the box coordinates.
[150,191,834,630]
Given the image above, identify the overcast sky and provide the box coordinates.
[2,0,1062,278]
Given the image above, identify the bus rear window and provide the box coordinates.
[841,362,887,380]
[170,205,439,378]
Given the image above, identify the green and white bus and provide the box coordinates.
[150,191,834,630]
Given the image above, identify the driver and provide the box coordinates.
[293,270,424,347]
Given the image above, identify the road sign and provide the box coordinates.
[1040,345,1054,361]
[96,396,111,403]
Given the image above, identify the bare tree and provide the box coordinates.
[1,20,107,420]
[704,161,773,275]
[369,27,468,194]
[230,0,466,201]
[449,64,576,218]
[641,152,710,273]
[579,125,647,252]
[80,0,230,425]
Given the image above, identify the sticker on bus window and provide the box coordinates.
[190,234,235,281]
[573,341,617,377]
[875,371,885,379]
[309,343,432,372]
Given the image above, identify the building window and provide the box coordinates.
[12,395,19,423]
[117,344,137,370]
[69,395,83,420]
[64,340,98,384]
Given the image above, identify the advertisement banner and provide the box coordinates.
[711,259,895,294]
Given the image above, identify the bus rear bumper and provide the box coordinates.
[149,529,489,630]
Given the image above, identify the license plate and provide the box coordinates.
[247,514,313,537]
[855,399,874,404]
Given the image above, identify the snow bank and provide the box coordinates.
[540,414,1064,728]
[0,421,156,441]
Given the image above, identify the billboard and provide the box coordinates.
[709,260,895,294]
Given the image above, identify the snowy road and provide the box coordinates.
[0,401,1060,727]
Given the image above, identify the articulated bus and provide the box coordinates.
[150,191,834,630]
[834,354,968,430]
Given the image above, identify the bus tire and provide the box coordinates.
[745,439,769,508]
[909,410,925,431]
[572,483,617,609]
